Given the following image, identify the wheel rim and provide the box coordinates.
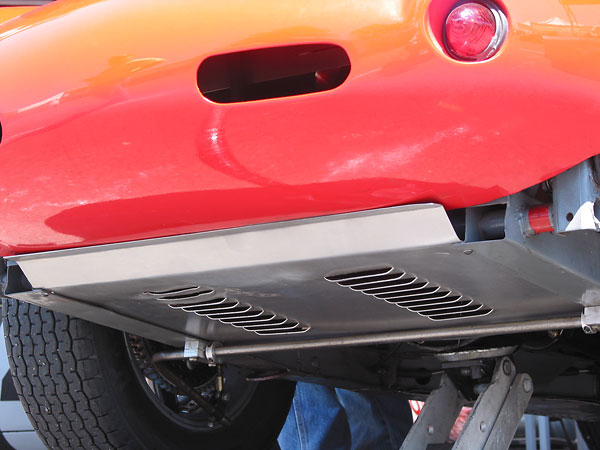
[125,334,258,431]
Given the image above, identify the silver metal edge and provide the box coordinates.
[6,204,459,289]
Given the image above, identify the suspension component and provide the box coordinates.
[216,364,224,395]
[152,361,232,426]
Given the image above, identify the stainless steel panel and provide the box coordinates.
[5,203,600,345]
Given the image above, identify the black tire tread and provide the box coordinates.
[3,298,134,450]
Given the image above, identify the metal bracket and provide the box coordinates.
[581,306,600,334]
[478,373,533,450]
[400,375,465,450]
[401,358,533,450]
[453,358,532,450]
[204,342,220,365]
[183,339,205,359]
[552,158,600,233]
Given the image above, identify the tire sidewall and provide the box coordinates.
[91,324,294,450]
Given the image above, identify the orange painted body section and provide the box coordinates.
[0,6,34,24]
[0,0,600,255]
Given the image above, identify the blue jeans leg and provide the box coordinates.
[278,383,351,450]
[278,382,412,450]
[335,388,412,450]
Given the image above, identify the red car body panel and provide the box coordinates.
[0,0,599,256]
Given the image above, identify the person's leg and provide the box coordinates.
[278,382,352,450]
[335,389,413,450]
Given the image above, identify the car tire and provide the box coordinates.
[2,298,294,450]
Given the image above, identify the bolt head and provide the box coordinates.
[502,360,512,376]
[523,377,533,393]
[426,425,434,435]
[463,249,474,255]
[480,421,487,432]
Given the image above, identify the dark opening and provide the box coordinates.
[458,203,507,242]
[428,307,493,321]
[198,43,351,103]
[409,299,472,312]
[170,298,226,309]
[338,272,406,287]
[145,286,201,296]
[186,302,239,313]
[375,286,436,299]
[396,294,460,307]
[4,263,32,295]
[158,289,214,301]
[222,314,276,324]
[325,266,392,282]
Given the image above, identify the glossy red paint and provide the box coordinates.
[528,205,554,234]
[0,0,600,256]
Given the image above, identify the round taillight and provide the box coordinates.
[444,1,507,61]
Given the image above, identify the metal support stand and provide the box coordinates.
[400,374,465,450]
[401,357,533,450]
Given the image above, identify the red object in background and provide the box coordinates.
[409,400,423,418]
[409,400,471,442]
[528,205,554,234]
[449,408,473,441]
[0,0,600,256]
[444,3,497,60]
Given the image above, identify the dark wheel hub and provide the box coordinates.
[125,334,257,431]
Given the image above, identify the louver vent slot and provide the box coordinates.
[395,295,461,308]
[428,308,494,321]
[338,272,406,287]
[183,302,240,314]
[158,289,215,301]
[392,292,453,304]
[222,314,277,324]
[375,286,439,299]
[326,266,492,322]
[230,317,281,327]
[206,306,255,318]
[242,319,290,330]
[153,288,309,335]
[325,266,393,282]
[255,325,310,335]
[169,298,228,310]
[407,299,472,313]
[356,278,418,292]
[145,286,215,298]
[366,282,429,296]
[419,302,481,316]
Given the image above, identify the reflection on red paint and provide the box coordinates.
[0,0,599,255]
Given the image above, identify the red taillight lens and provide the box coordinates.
[444,2,506,61]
